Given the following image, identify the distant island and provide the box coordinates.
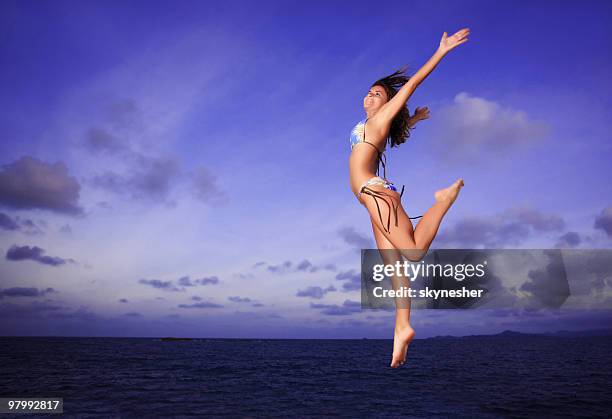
[160,337,194,341]
[150,329,612,341]
[430,328,612,339]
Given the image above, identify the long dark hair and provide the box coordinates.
[372,66,416,148]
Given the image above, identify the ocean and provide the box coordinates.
[1,334,610,418]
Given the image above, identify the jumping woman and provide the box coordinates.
[348,28,470,368]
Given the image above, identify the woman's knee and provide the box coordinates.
[378,241,427,263]
[402,248,427,262]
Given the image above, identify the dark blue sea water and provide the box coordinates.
[1,335,611,418]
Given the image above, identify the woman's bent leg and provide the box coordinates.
[360,179,463,262]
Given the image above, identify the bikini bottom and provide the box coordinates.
[356,176,405,234]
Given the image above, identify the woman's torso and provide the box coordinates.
[348,118,390,196]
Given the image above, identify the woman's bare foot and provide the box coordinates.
[434,178,464,204]
[391,324,415,368]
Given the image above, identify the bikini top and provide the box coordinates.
[349,118,389,179]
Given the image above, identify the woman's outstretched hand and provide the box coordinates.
[408,106,430,129]
[413,106,430,121]
[438,28,470,54]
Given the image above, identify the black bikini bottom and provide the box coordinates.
[356,176,421,234]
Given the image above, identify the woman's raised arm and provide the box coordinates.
[373,28,470,125]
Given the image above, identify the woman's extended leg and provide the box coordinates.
[360,178,464,261]
[371,217,415,368]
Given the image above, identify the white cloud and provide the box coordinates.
[429,92,549,161]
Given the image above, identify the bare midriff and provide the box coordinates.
[349,141,387,197]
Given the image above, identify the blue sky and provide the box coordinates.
[1,0,611,338]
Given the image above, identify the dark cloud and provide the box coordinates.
[296,260,316,272]
[256,260,335,275]
[437,208,565,247]
[81,99,224,208]
[177,301,223,309]
[21,219,44,234]
[228,296,264,308]
[191,296,202,301]
[335,269,361,291]
[178,275,219,286]
[91,155,181,204]
[6,244,75,266]
[139,275,218,292]
[294,259,337,273]
[338,226,373,249]
[196,276,219,285]
[0,212,19,231]
[555,232,582,248]
[594,206,612,237]
[296,285,336,299]
[83,127,128,155]
[89,158,217,207]
[505,208,565,232]
[79,102,138,158]
[118,298,129,303]
[437,217,529,247]
[520,250,570,309]
[266,260,292,274]
[178,276,194,286]
[310,299,361,316]
[0,156,83,215]
[228,296,252,303]
[0,287,56,298]
[0,213,45,235]
[138,278,182,292]
[190,166,228,205]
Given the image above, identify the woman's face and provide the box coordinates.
[363,85,388,113]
